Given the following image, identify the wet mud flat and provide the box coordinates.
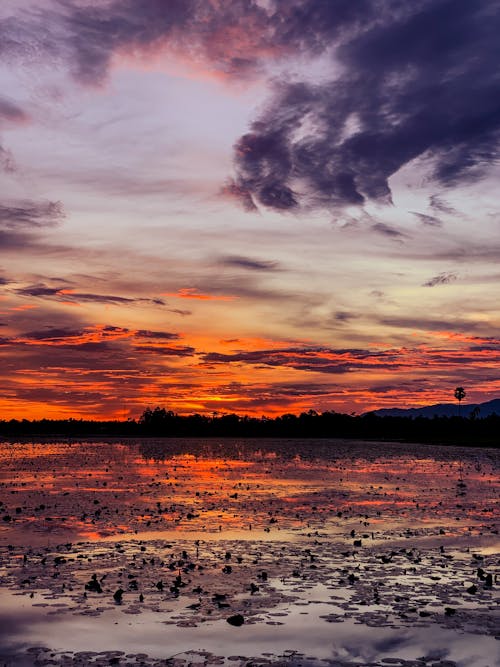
[0,438,498,666]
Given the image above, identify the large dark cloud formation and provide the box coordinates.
[59,0,375,84]
[231,0,500,210]
[1,0,375,85]
[46,0,275,84]
[3,1,499,212]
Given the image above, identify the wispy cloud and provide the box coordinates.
[334,311,356,322]
[202,346,403,375]
[378,316,477,332]
[412,212,443,227]
[371,223,407,239]
[429,195,457,215]
[14,283,165,307]
[0,96,28,123]
[218,255,280,271]
[0,200,65,228]
[133,344,195,357]
[422,272,458,287]
[0,145,15,173]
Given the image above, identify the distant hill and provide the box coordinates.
[372,398,500,418]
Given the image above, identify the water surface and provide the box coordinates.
[0,439,497,666]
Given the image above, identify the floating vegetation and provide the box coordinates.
[0,439,497,666]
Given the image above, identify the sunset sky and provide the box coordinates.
[1,0,500,419]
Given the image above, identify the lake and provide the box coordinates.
[0,438,498,666]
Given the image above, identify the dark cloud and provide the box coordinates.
[379,316,477,331]
[220,180,258,211]
[0,313,202,416]
[0,145,16,172]
[62,0,372,86]
[3,0,498,218]
[0,96,28,123]
[0,200,65,228]
[22,327,85,340]
[0,228,76,257]
[230,0,500,210]
[196,379,344,411]
[17,324,186,347]
[165,275,294,304]
[62,0,192,84]
[368,384,401,394]
[74,292,165,306]
[412,212,442,226]
[12,386,107,405]
[422,271,457,287]
[0,321,194,380]
[429,195,457,215]
[15,284,62,297]
[371,223,407,238]
[59,0,277,85]
[133,344,195,357]
[219,255,279,271]
[4,0,375,85]
[102,324,127,332]
[269,383,337,397]
[136,329,180,340]
[69,292,158,305]
[14,283,165,306]
[270,0,375,52]
[55,340,113,353]
[434,243,500,263]
[202,346,401,375]
[334,311,356,322]
[168,308,192,316]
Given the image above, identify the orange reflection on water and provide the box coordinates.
[0,439,497,546]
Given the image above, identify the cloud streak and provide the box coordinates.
[202,346,405,375]
[218,255,279,271]
[14,284,165,307]
[0,200,65,228]
[422,272,458,287]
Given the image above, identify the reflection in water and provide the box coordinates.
[0,438,497,544]
[0,438,497,666]
[0,582,497,667]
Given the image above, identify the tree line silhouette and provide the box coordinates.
[0,406,498,445]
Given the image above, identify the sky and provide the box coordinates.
[1,0,500,420]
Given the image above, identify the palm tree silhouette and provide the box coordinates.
[454,387,466,417]
[454,386,466,486]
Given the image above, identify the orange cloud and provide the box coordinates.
[2,316,500,420]
[164,288,237,301]
[10,304,38,312]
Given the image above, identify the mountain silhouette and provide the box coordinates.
[372,398,500,418]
